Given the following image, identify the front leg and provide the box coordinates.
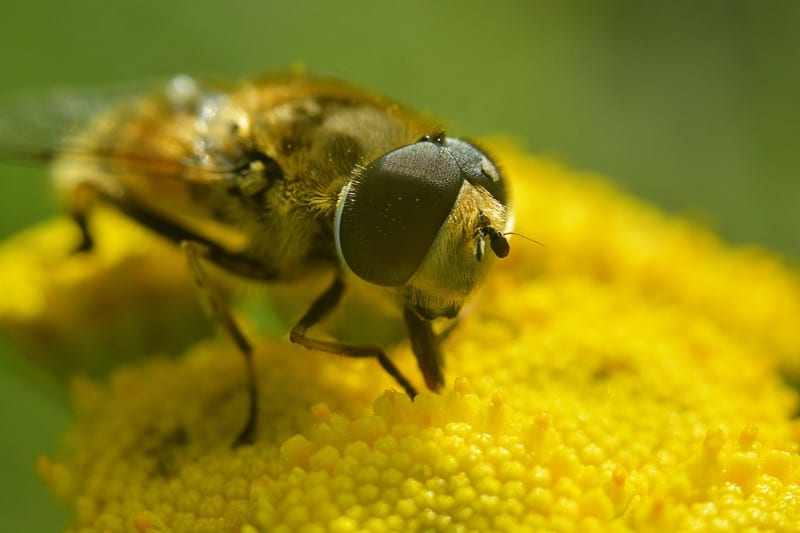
[290,277,419,398]
[402,306,445,392]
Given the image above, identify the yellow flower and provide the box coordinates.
[3,141,800,532]
[0,209,206,378]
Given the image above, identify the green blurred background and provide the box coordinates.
[0,2,797,530]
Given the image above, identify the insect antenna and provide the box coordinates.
[502,231,545,248]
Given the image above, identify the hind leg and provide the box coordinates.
[63,183,273,446]
[182,240,259,446]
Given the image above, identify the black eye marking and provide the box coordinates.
[474,212,510,261]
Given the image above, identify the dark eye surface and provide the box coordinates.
[444,138,506,205]
[335,141,464,286]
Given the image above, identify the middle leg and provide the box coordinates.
[290,277,419,398]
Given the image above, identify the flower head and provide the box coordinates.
[3,142,800,531]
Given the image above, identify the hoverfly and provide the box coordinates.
[0,73,513,445]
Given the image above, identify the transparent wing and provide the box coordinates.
[0,82,150,161]
[0,78,243,183]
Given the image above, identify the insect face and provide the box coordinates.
[334,135,510,320]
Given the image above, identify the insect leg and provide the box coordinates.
[290,277,419,398]
[182,240,258,447]
[93,190,278,281]
[69,188,276,446]
[66,182,100,253]
[402,306,445,392]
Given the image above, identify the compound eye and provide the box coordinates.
[444,138,506,204]
[335,141,464,286]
